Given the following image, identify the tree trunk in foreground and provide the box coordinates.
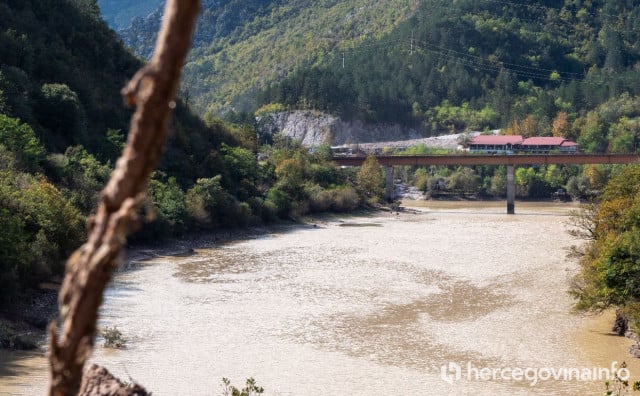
[47,1,200,395]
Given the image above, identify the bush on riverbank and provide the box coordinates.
[0,144,85,304]
[221,378,264,396]
[403,162,599,201]
[392,142,615,201]
[571,165,640,331]
[102,326,127,349]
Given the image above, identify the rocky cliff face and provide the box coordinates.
[257,110,422,146]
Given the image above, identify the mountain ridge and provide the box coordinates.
[116,0,640,146]
[120,0,421,115]
[96,0,162,30]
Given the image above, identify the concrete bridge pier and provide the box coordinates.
[506,165,515,215]
[385,165,395,201]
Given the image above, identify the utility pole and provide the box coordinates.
[410,30,414,55]
[342,52,345,68]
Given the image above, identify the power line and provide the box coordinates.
[415,39,585,78]
[282,0,640,89]
[329,36,582,83]
[413,42,638,86]
[327,35,634,87]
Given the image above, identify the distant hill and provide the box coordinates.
[120,0,421,115]
[259,0,640,135]
[118,1,640,139]
[97,0,162,30]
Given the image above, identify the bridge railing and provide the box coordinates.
[331,153,640,166]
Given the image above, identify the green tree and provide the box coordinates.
[565,175,590,200]
[489,168,507,197]
[356,155,385,204]
[572,165,640,329]
[0,205,27,301]
[35,83,88,150]
[0,114,44,170]
[608,117,640,153]
[147,176,188,235]
[186,176,245,228]
[0,164,84,301]
[69,0,101,19]
[220,143,261,200]
[578,112,608,153]
[448,167,481,195]
[58,145,112,212]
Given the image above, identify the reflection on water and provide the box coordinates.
[2,201,638,395]
[0,351,48,395]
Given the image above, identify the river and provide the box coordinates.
[1,201,639,395]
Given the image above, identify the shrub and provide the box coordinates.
[356,155,385,204]
[102,326,127,349]
[186,176,242,228]
[306,183,330,212]
[330,186,359,212]
[221,377,264,396]
[413,168,430,192]
[254,102,287,117]
[266,187,292,218]
[0,114,44,170]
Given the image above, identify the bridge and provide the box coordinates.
[332,153,640,214]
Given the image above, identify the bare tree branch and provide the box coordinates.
[566,202,598,241]
[47,1,201,395]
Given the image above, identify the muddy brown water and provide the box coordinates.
[1,201,638,395]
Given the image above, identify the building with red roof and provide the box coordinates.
[559,140,579,153]
[522,137,579,153]
[468,135,523,153]
[468,135,579,153]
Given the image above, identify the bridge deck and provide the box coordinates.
[332,153,640,167]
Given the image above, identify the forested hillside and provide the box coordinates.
[121,0,421,115]
[122,0,640,153]
[0,0,375,305]
[261,0,640,139]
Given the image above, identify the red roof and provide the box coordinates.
[522,137,567,146]
[470,135,523,145]
[560,141,578,147]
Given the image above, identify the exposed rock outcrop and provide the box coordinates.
[257,110,423,147]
